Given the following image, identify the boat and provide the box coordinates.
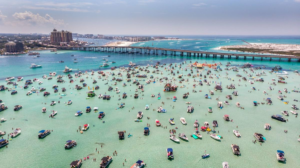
[169,118,175,125]
[144,127,150,136]
[170,134,180,143]
[50,101,56,106]
[179,133,188,141]
[86,106,91,113]
[223,114,230,121]
[102,63,109,67]
[118,131,125,140]
[30,63,42,69]
[264,123,271,130]
[82,124,89,131]
[6,77,15,81]
[100,156,112,168]
[67,100,72,105]
[75,111,83,116]
[145,105,149,110]
[14,105,22,111]
[130,160,145,168]
[129,61,136,66]
[49,111,57,117]
[193,132,202,139]
[65,140,77,149]
[63,66,72,73]
[254,133,265,142]
[233,130,241,137]
[155,119,161,127]
[70,159,82,168]
[0,130,6,136]
[202,154,210,159]
[98,112,105,119]
[231,144,241,155]
[290,110,298,115]
[11,128,21,138]
[0,118,7,122]
[0,103,8,112]
[282,111,289,116]
[276,150,286,162]
[17,77,23,81]
[194,120,199,128]
[204,122,209,128]
[180,117,187,125]
[38,130,51,139]
[213,120,218,127]
[137,111,143,119]
[0,139,9,148]
[222,162,229,168]
[42,107,46,113]
[271,114,286,122]
[210,134,221,141]
[166,148,174,159]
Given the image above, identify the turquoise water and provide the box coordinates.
[0,37,300,168]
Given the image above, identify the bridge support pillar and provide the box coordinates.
[244,56,246,60]
[252,57,254,60]
[288,58,291,62]
[270,58,272,61]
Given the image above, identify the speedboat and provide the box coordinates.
[67,100,72,105]
[276,150,286,162]
[0,131,6,136]
[169,118,175,125]
[193,132,202,139]
[202,154,210,159]
[223,114,230,121]
[65,140,77,149]
[231,144,240,155]
[170,134,180,143]
[264,123,271,130]
[0,118,7,122]
[155,119,161,127]
[14,105,22,111]
[75,111,83,116]
[194,120,199,128]
[213,120,218,127]
[131,160,145,168]
[233,130,241,137]
[179,133,188,141]
[137,111,143,119]
[17,77,23,81]
[30,63,42,69]
[0,139,9,148]
[100,156,112,168]
[145,105,149,110]
[180,117,187,125]
[144,127,150,136]
[6,77,15,81]
[290,110,298,115]
[210,134,221,141]
[49,111,57,117]
[222,162,229,168]
[82,124,89,131]
[281,111,289,116]
[129,61,136,66]
[42,107,46,113]
[38,130,51,139]
[50,101,56,106]
[10,128,21,138]
[254,133,265,142]
[63,66,72,73]
[98,112,105,119]
[166,148,174,159]
[102,63,109,67]
[0,103,8,112]
[204,122,209,128]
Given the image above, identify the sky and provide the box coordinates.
[0,0,299,35]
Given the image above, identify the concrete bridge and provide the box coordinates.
[57,46,300,62]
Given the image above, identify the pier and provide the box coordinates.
[57,46,300,62]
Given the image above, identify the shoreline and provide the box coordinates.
[104,41,137,47]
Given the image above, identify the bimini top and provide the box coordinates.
[224,114,229,117]
[138,111,142,114]
[99,111,104,114]
[77,111,82,113]
[146,105,149,107]
[144,127,149,130]
[84,124,88,127]
[39,130,45,133]
[87,106,91,108]
[276,114,283,117]
[0,139,6,142]
[66,140,72,143]
[253,101,257,103]
[277,150,284,153]
[167,148,173,152]
[136,160,143,164]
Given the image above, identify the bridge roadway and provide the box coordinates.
[57,46,300,61]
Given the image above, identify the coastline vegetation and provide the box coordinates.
[222,47,300,57]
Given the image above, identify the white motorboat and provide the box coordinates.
[6,77,15,81]
[50,101,56,106]
[193,132,202,139]
[11,128,21,138]
[276,150,286,162]
[30,63,42,69]
[26,91,32,96]
[233,130,241,137]
[222,162,229,168]
[42,107,46,113]
[170,134,180,143]
[82,124,89,131]
[17,77,23,81]
[169,118,175,125]
[137,112,143,119]
[264,123,271,130]
[180,117,187,125]
[129,61,136,66]
[49,111,57,117]
[290,110,298,115]
[0,118,7,122]
[281,111,289,116]
[145,105,149,110]
[63,66,72,73]
[155,119,161,127]
[179,133,188,141]
[210,134,221,141]
[194,120,199,128]
[204,122,209,128]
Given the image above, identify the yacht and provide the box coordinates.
[65,140,77,149]
[100,156,112,168]
[210,134,221,141]
[11,128,21,138]
[38,130,51,139]
[0,139,9,148]
[30,63,42,69]
[63,66,72,73]
[254,133,265,142]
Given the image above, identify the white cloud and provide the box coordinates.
[295,0,300,2]
[193,3,206,7]
[0,10,7,21]
[138,0,156,3]
[12,11,64,25]
[36,2,93,7]
[23,6,89,13]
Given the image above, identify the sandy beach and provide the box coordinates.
[220,43,300,52]
[104,41,137,47]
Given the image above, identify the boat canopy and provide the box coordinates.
[144,127,149,130]
[66,140,72,143]
[77,111,81,113]
[277,150,284,153]
[70,160,79,166]
[167,148,173,152]
[99,111,104,114]
[224,114,229,117]
[156,120,160,123]
[84,124,88,127]
[276,114,283,117]
[209,107,212,109]
[253,101,257,103]
[138,111,142,114]
[0,139,6,142]
[39,130,45,133]
[136,160,143,164]
[87,106,91,108]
